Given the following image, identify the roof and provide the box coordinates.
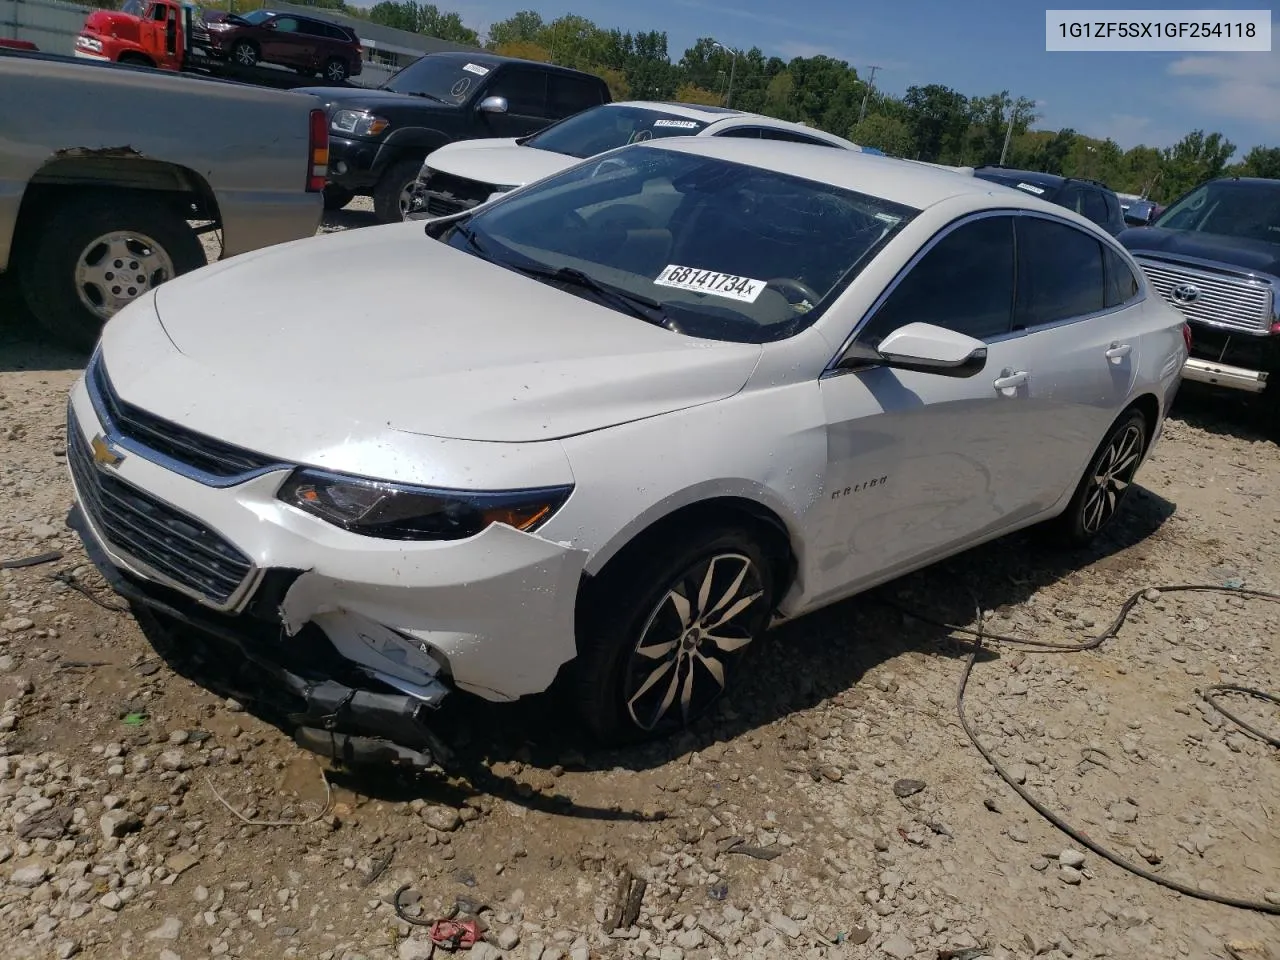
[659,102,742,115]
[974,167,1065,190]
[644,137,1018,210]
[425,49,609,78]
[612,101,745,122]
[266,2,482,55]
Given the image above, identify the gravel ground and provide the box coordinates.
[0,206,1277,960]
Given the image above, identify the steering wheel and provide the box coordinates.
[766,277,821,305]
[590,156,629,178]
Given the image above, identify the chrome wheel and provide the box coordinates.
[233,42,256,66]
[325,59,347,82]
[624,553,763,732]
[1081,422,1143,534]
[73,231,175,321]
[398,181,417,219]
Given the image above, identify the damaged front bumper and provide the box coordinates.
[69,503,454,770]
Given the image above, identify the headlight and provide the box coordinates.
[331,110,391,138]
[278,469,572,541]
[77,36,103,52]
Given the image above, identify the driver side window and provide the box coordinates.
[857,215,1015,347]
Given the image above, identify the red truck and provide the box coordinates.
[75,0,213,71]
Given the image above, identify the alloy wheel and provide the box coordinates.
[326,60,347,82]
[623,552,764,732]
[1081,422,1143,534]
[74,231,175,321]
[234,43,255,66]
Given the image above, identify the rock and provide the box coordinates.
[0,715,15,732]
[497,928,521,950]
[55,942,80,960]
[1058,849,1085,868]
[158,750,188,772]
[159,952,181,960]
[659,947,684,960]
[100,809,141,840]
[275,926,298,938]
[397,939,434,960]
[674,927,703,949]
[1059,866,1083,885]
[422,805,462,833]
[768,912,801,939]
[147,917,183,940]
[1224,939,1273,960]
[892,779,926,798]
[166,852,199,875]
[0,618,34,633]
[99,892,123,911]
[10,862,49,887]
[881,932,916,959]
[168,730,189,745]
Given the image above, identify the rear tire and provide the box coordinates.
[18,192,206,352]
[1046,408,1148,547]
[323,57,349,83]
[573,526,776,746]
[322,186,355,211]
[373,158,424,224]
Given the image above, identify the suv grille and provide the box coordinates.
[1136,258,1275,334]
[68,414,253,608]
[88,355,283,482]
[419,170,495,218]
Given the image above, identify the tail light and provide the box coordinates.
[307,108,328,193]
[1182,322,1192,353]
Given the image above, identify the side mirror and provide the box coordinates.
[478,96,508,114]
[839,321,988,378]
[1123,206,1153,227]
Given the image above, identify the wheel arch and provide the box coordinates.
[1127,391,1161,453]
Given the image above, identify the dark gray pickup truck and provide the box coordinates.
[1120,176,1280,429]
[0,51,327,349]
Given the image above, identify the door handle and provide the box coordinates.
[1105,342,1132,362]
[993,370,1028,392]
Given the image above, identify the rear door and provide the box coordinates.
[483,65,551,136]
[1010,213,1142,507]
[547,72,608,121]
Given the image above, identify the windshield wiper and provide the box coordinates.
[404,91,448,103]
[450,221,489,256]
[506,263,675,329]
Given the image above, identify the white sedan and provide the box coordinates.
[66,138,1188,761]
[409,100,861,219]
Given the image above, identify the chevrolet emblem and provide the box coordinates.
[90,434,124,468]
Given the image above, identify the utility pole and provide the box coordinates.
[712,41,737,107]
[857,65,880,127]
[998,101,1020,167]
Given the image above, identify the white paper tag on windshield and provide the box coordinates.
[654,264,765,303]
[653,119,699,129]
[1015,182,1045,195]
[462,62,490,76]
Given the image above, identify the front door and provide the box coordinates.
[809,213,1044,602]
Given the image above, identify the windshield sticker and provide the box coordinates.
[1015,182,1046,195]
[654,265,765,303]
[450,77,472,98]
[653,119,699,129]
[462,62,490,76]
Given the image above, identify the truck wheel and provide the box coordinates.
[230,39,258,67]
[19,192,205,352]
[373,158,424,224]
[322,186,355,211]
[323,57,348,83]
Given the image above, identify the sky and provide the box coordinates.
[384,0,1279,157]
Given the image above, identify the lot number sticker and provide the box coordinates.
[652,119,699,129]
[1015,182,1045,195]
[462,62,490,76]
[654,264,765,303]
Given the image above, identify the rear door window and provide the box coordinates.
[487,67,549,118]
[1014,216,1105,327]
[758,128,839,147]
[547,74,606,117]
[1079,188,1109,227]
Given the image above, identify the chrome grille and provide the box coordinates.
[88,354,281,481]
[1136,259,1274,334]
[68,414,253,607]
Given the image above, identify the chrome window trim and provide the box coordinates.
[85,350,294,489]
[822,208,1147,378]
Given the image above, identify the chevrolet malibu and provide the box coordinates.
[65,139,1189,763]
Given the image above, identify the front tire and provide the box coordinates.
[574,527,776,745]
[373,158,424,224]
[1050,408,1148,546]
[230,39,258,67]
[19,192,205,351]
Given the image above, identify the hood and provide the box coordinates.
[426,139,576,191]
[81,10,140,36]
[148,224,761,445]
[1119,227,1280,278]
[295,85,457,116]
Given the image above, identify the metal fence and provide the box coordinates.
[0,0,91,54]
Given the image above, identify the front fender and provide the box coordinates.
[373,126,452,172]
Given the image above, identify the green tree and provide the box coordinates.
[485,10,543,47]
[1230,145,1280,180]
[1161,130,1237,198]
[849,114,915,157]
[366,1,478,44]
[901,84,969,162]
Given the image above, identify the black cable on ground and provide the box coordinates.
[883,583,1280,915]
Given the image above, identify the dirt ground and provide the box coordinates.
[0,205,1277,960]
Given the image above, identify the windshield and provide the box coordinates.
[523,105,711,159]
[121,0,145,14]
[1155,180,1280,245]
[381,55,489,103]
[442,146,917,344]
[235,9,272,24]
